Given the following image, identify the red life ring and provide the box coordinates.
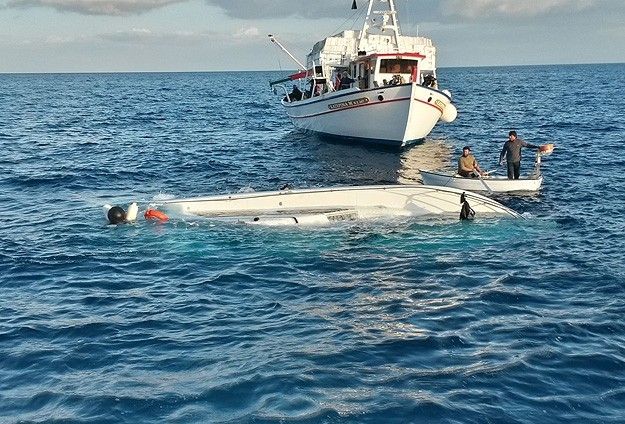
[144,209,168,221]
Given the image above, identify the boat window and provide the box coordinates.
[379,59,415,73]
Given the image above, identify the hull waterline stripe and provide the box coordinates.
[287,96,443,120]
[415,98,444,113]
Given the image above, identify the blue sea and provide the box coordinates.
[1,64,624,423]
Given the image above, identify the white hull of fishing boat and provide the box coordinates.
[420,170,543,193]
[151,185,520,225]
[284,83,454,145]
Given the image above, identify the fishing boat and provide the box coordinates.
[133,185,520,226]
[268,0,457,147]
[419,144,554,193]
[419,170,544,193]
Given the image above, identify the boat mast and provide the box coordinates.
[358,0,402,52]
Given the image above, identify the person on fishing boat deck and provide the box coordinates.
[499,130,539,179]
[458,146,484,178]
[284,85,302,102]
[339,72,355,90]
[422,74,436,87]
[290,85,302,100]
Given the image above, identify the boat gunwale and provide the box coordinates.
[419,169,544,183]
[160,184,466,203]
[158,185,516,214]
[282,82,452,109]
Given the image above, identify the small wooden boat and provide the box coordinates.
[419,170,543,193]
[420,144,554,193]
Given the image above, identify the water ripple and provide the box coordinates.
[1,67,625,422]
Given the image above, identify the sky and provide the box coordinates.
[1,0,625,73]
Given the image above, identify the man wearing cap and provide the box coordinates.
[458,146,483,178]
[499,130,539,179]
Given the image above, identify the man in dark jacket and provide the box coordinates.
[499,130,539,179]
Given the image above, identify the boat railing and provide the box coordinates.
[271,84,291,102]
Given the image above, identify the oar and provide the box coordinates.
[474,170,494,195]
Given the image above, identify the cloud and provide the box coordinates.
[205,0,352,20]
[1,0,349,17]
[99,27,153,41]
[439,0,595,20]
[234,26,259,38]
[94,27,242,46]
[45,34,78,44]
[3,0,622,24]
[5,0,185,16]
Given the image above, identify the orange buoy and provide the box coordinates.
[144,209,169,222]
[539,144,554,152]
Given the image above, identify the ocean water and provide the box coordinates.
[1,64,624,423]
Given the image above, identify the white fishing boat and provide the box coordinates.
[269,0,457,147]
[138,185,520,226]
[419,144,554,193]
[419,170,544,193]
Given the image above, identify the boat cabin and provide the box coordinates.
[300,0,439,93]
[284,51,439,101]
[344,53,437,90]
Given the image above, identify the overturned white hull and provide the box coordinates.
[153,185,520,224]
[420,170,543,193]
[284,84,455,146]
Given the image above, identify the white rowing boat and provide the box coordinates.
[419,170,543,193]
[420,144,554,193]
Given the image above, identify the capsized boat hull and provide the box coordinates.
[420,170,543,193]
[153,185,520,223]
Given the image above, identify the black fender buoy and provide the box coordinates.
[107,206,127,224]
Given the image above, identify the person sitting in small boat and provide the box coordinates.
[458,146,484,178]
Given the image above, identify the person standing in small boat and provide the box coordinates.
[499,131,539,179]
[458,146,484,178]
